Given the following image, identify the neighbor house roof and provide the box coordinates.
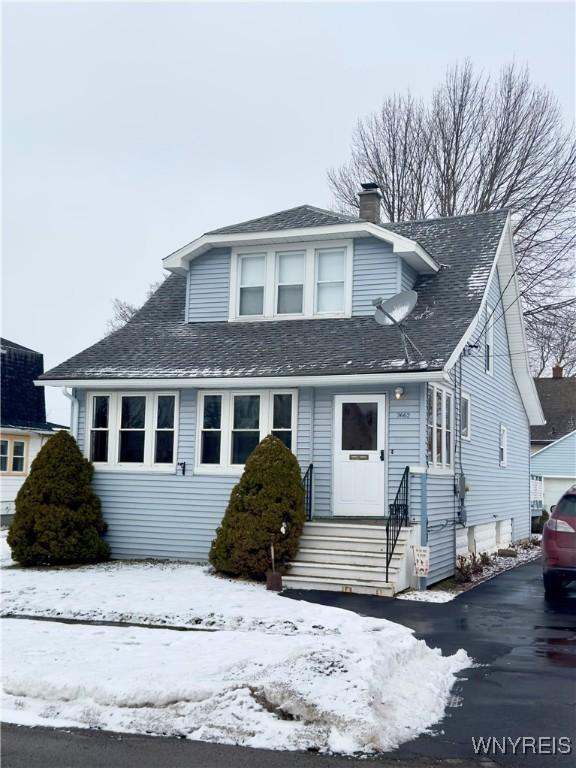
[1,338,66,432]
[41,209,509,383]
[531,377,576,445]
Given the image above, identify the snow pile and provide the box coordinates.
[2,617,468,753]
[397,590,456,603]
[1,531,470,753]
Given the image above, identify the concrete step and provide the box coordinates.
[304,521,401,539]
[295,547,402,567]
[282,574,395,597]
[299,534,408,554]
[287,561,399,582]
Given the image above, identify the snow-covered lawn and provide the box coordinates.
[1,532,470,754]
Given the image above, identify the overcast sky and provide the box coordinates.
[3,0,574,424]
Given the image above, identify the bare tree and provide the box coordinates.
[328,61,576,316]
[525,301,576,377]
[106,278,165,334]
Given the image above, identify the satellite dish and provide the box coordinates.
[373,290,418,326]
[372,290,423,365]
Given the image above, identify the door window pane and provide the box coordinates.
[90,431,109,463]
[0,440,8,472]
[341,402,378,451]
[121,397,146,429]
[119,431,145,462]
[12,441,25,472]
[233,395,260,429]
[232,431,260,464]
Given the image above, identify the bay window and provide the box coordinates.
[197,390,297,471]
[87,392,178,470]
[426,384,453,469]
[231,241,351,320]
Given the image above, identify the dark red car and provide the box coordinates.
[542,485,576,596]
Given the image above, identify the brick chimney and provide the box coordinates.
[552,364,563,379]
[358,182,382,224]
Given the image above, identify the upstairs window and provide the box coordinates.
[197,390,297,472]
[231,241,352,320]
[87,392,178,470]
[426,384,453,470]
[239,255,266,316]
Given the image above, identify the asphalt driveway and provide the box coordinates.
[285,559,576,767]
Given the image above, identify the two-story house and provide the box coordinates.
[39,185,544,594]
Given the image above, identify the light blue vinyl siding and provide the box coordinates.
[185,239,407,321]
[400,261,417,292]
[458,268,532,542]
[531,431,576,477]
[352,237,399,315]
[76,388,316,560]
[427,474,456,583]
[186,248,231,322]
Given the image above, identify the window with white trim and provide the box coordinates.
[485,304,494,375]
[197,390,297,471]
[87,392,178,469]
[231,241,352,320]
[461,393,471,440]
[426,384,453,469]
[0,436,28,475]
[499,425,508,467]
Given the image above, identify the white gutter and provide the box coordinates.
[37,370,449,390]
[61,387,79,439]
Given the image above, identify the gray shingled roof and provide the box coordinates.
[531,377,576,444]
[206,205,361,234]
[42,209,509,381]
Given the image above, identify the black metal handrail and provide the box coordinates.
[303,463,313,521]
[386,466,409,581]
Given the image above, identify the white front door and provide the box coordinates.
[333,394,387,516]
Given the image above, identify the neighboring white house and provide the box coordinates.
[0,338,67,522]
[530,369,576,512]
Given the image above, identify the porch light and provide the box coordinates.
[394,387,404,400]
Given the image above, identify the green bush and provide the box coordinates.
[209,434,305,579]
[7,431,109,566]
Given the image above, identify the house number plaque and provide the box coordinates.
[349,454,369,460]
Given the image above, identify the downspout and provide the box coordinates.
[62,387,79,440]
[420,471,428,592]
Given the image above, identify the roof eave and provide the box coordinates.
[162,222,439,275]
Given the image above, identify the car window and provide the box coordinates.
[553,495,576,518]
